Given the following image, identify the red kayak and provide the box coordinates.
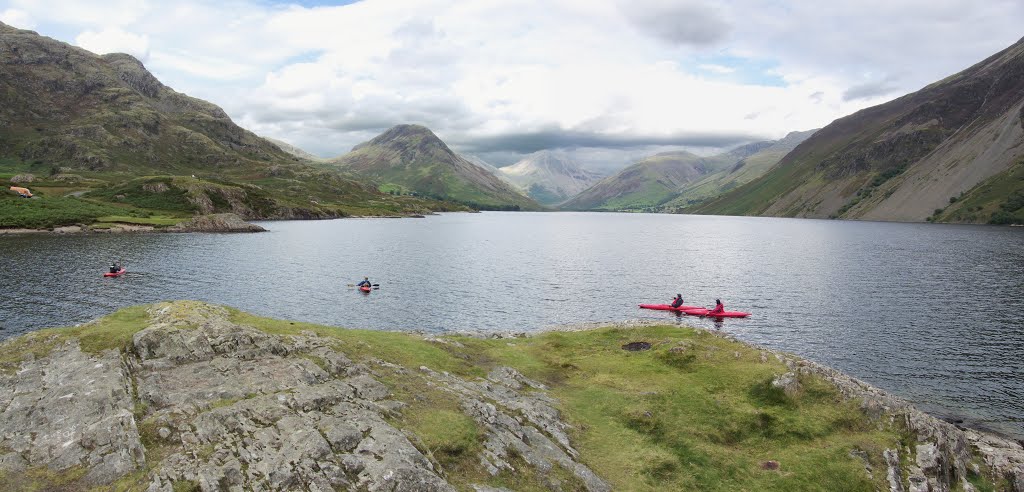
[639,303,703,312]
[682,308,750,318]
[103,268,126,278]
[358,285,371,293]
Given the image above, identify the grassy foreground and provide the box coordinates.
[0,304,993,491]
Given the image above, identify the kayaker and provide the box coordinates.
[109,262,121,274]
[357,277,371,288]
[670,294,684,308]
[709,299,724,314]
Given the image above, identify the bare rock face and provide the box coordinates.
[131,304,452,492]
[0,301,610,490]
[166,213,266,233]
[420,365,611,492]
[0,342,145,484]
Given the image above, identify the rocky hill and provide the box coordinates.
[0,22,454,227]
[0,301,1021,491]
[327,125,541,210]
[498,151,604,205]
[693,37,1024,224]
[561,142,774,211]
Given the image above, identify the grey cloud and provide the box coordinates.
[809,91,824,103]
[842,79,899,101]
[454,128,759,154]
[622,1,731,46]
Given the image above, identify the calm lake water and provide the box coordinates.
[1,212,1022,438]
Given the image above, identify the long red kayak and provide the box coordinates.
[639,303,703,312]
[103,268,126,278]
[682,308,750,318]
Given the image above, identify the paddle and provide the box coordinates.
[347,283,381,287]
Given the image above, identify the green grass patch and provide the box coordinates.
[0,465,89,491]
[0,194,128,229]
[453,326,898,491]
[94,215,185,227]
[226,309,483,378]
[935,159,1024,224]
[0,305,150,375]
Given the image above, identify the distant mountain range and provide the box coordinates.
[661,130,817,211]
[5,20,1018,225]
[497,151,604,205]
[560,136,815,211]
[326,125,540,210]
[693,36,1024,224]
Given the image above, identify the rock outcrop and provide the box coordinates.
[0,302,604,490]
[765,346,1024,491]
[0,342,145,483]
[166,213,266,233]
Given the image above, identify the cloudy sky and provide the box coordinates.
[2,0,1022,170]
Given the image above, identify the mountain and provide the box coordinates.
[0,21,449,224]
[661,130,817,210]
[693,37,1024,224]
[498,151,604,205]
[560,141,773,211]
[460,153,505,177]
[327,125,540,210]
[266,137,324,162]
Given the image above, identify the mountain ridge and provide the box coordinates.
[692,36,1024,224]
[558,136,810,212]
[0,21,459,226]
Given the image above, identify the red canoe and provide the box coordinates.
[103,268,126,278]
[639,303,704,312]
[682,308,750,318]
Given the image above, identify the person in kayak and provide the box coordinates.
[357,277,371,288]
[109,262,121,274]
[709,299,725,314]
[670,294,684,308]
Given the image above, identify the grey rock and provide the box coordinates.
[0,342,145,484]
[884,448,906,492]
[128,304,453,491]
[849,448,873,478]
[771,371,801,397]
[165,213,266,233]
[423,366,610,492]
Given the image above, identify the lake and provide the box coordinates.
[1,212,1022,439]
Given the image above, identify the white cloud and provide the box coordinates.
[0,7,34,28]
[4,0,1023,166]
[698,64,736,74]
[75,27,150,61]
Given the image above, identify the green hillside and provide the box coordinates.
[327,125,541,211]
[692,36,1024,224]
[0,22,460,229]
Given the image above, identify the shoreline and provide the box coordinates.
[0,211,446,235]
